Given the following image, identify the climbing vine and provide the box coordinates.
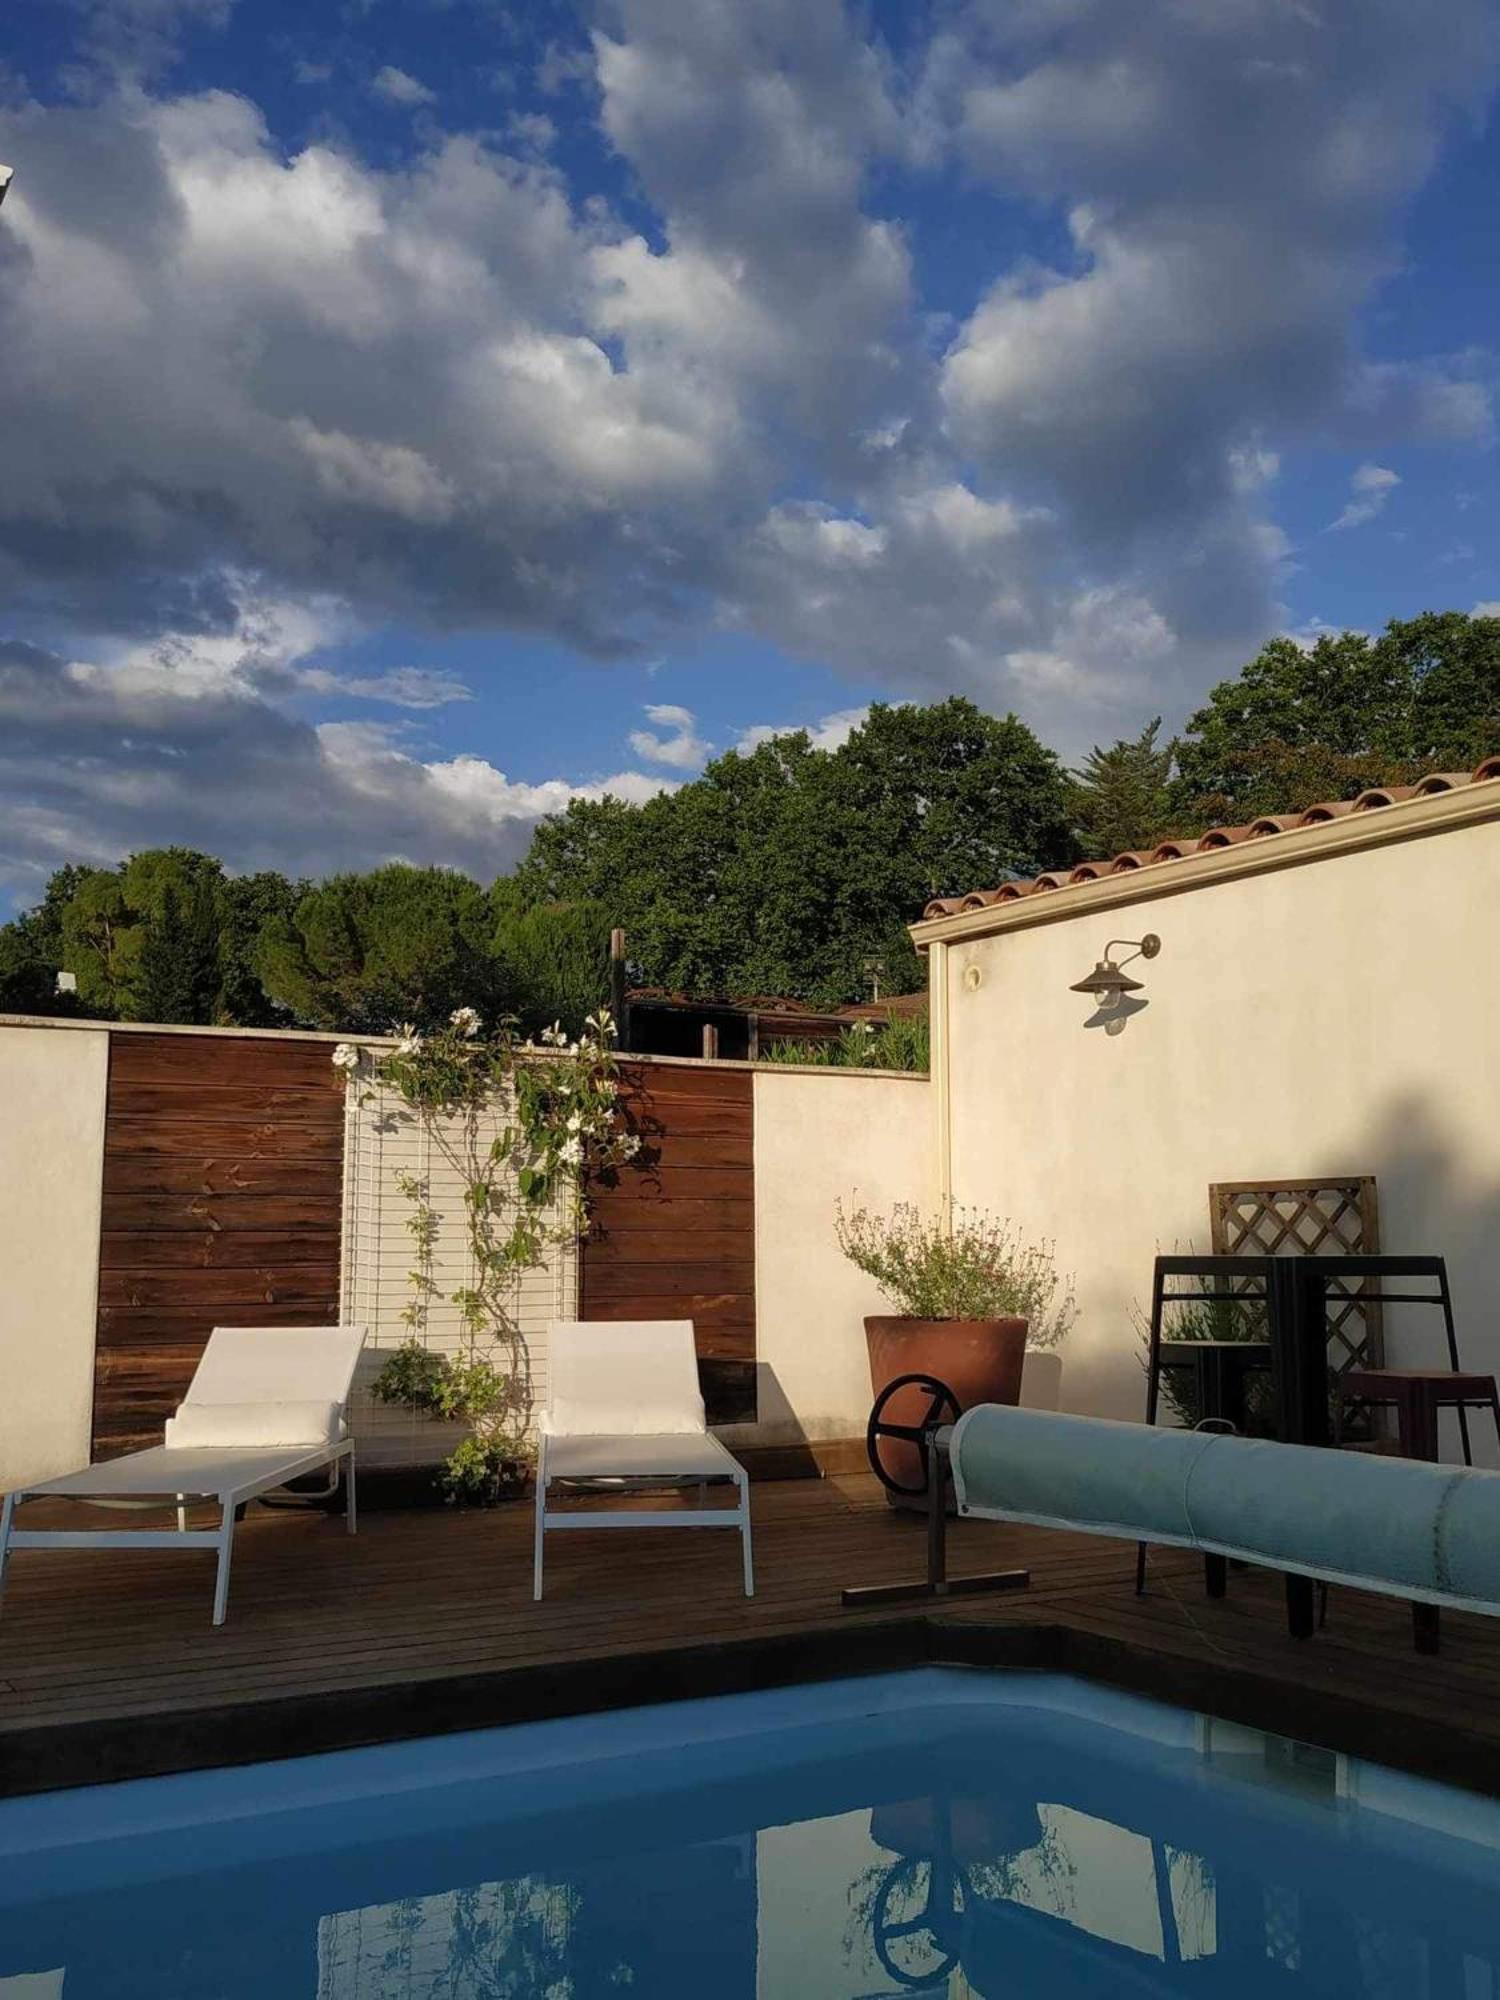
[332,1006,640,1501]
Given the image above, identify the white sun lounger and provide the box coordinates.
[533,1319,753,1601]
[0,1324,367,1627]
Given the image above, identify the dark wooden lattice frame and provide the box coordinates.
[1209,1176,1384,1375]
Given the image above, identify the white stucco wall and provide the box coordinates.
[936,812,1500,1451]
[728,1068,933,1450]
[0,1023,109,1488]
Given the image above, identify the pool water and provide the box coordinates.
[3,1669,1499,1997]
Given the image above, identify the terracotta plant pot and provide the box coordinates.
[865,1315,1028,1507]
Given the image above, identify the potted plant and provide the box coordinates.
[836,1201,1074,1504]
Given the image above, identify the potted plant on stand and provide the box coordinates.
[836,1201,1074,1506]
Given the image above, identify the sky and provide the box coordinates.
[1,0,1498,912]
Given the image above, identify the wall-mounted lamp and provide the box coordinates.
[1069,934,1161,1010]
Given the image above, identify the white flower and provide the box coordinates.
[567,1110,584,1132]
[619,1133,642,1159]
[559,1137,583,1168]
[857,1020,876,1035]
[450,1006,482,1038]
[331,1043,361,1073]
[394,1023,423,1057]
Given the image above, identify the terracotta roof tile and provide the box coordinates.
[1297,799,1356,824]
[921,755,1500,921]
[1351,783,1418,810]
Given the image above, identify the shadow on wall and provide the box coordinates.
[1082,994,1149,1037]
[1078,1085,1500,1465]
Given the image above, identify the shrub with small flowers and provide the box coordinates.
[334,1004,642,1500]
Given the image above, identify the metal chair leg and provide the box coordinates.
[212,1499,236,1627]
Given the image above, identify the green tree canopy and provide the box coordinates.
[516,698,1073,1005]
[256,864,507,1032]
[1170,612,1500,828]
[1068,718,1176,858]
[489,882,613,1036]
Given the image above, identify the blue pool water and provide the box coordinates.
[3,1669,1499,1997]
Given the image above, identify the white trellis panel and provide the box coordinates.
[340,1079,578,1468]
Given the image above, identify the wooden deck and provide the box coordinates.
[6,1474,1500,1799]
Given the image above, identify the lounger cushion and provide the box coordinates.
[165,1400,343,1449]
[543,1432,743,1482]
[546,1319,707,1435]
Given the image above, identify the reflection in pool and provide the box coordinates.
[3,1670,1499,1996]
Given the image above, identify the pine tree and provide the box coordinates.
[1068,718,1176,858]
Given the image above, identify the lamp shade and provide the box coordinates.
[1069,958,1145,1000]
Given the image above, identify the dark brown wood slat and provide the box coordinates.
[617,1064,753,1104]
[590,1166,753,1202]
[625,1135,754,1169]
[106,1034,340,1084]
[98,1266,341,1308]
[97,1300,341,1344]
[101,1194,344,1232]
[101,1230,340,1268]
[104,1118,344,1159]
[108,1081,344,1120]
[585,1263,754,1297]
[587,1195,753,1227]
[583,1227,753,1259]
[102,1158,347,1196]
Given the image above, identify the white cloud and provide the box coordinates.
[371,66,436,109]
[628,702,712,769]
[0,626,673,904]
[735,707,871,755]
[1474,600,1500,618]
[1329,463,1402,531]
[0,0,1495,787]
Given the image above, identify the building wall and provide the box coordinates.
[732,1067,932,1450]
[0,1024,108,1487]
[936,813,1500,1447]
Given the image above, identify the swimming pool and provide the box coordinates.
[2,1668,1498,1996]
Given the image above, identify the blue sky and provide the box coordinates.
[1,0,1497,910]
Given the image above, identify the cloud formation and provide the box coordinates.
[0,613,670,903]
[0,0,1496,892]
[628,703,712,770]
[1330,464,1402,532]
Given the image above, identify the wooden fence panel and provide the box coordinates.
[92,1032,345,1458]
[581,1061,756,1425]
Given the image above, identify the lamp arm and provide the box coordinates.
[1102,933,1161,969]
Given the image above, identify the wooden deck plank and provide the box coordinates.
[6,1476,1500,1798]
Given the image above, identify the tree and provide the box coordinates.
[490,882,612,1035]
[257,864,508,1031]
[218,872,302,1027]
[514,698,1073,1005]
[1067,718,1176,858]
[133,876,222,1025]
[1170,612,1500,828]
[0,864,91,1014]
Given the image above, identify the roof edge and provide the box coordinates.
[909,776,1500,949]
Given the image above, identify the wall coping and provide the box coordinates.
[908,776,1500,949]
[0,1014,926,1082]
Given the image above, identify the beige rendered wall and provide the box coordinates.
[0,1023,109,1488]
[728,1068,932,1451]
[938,815,1500,1452]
